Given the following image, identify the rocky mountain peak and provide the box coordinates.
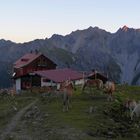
[121,25,129,31]
[0,39,16,47]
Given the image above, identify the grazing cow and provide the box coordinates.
[130,102,140,120]
[104,81,115,101]
[60,80,75,112]
[82,79,103,91]
[123,99,137,118]
[124,99,137,112]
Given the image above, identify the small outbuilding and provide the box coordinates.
[87,70,108,83]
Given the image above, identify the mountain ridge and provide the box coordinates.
[0,25,140,87]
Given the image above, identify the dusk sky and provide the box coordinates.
[0,0,140,43]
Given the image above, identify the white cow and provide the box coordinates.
[124,99,137,112]
[131,102,140,120]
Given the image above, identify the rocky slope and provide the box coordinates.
[48,26,140,85]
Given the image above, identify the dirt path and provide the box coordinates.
[0,99,38,140]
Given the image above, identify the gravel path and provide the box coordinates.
[0,99,38,140]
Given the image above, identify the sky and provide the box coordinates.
[0,0,140,43]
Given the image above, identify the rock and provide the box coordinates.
[89,106,93,113]
[107,131,116,138]
[12,106,18,111]
[44,113,49,117]
[86,130,96,137]
[88,106,97,114]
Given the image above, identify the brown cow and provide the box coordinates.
[104,81,115,101]
[60,80,75,112]
[82,79,103,91]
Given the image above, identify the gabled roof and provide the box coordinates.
[34,68,83,83]
[87,71,108,83]
[88,71,107,79]
[14,52,56,69]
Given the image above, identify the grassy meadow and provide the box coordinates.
[0,85,140,140]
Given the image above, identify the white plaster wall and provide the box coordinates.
[15,78,21,91]
[41,78,56,87]
[75,79,84,85]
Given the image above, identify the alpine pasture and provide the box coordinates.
[0,85,140,140]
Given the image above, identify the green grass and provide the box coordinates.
[35,86,140,139]
[1,85,140,140]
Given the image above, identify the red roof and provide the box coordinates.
[14,52,42,68]
[14,52,56,69]
[34,68,83,83]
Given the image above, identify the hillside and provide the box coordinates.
[0,26,140,87]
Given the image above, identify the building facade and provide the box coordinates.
[13,52,57,91]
